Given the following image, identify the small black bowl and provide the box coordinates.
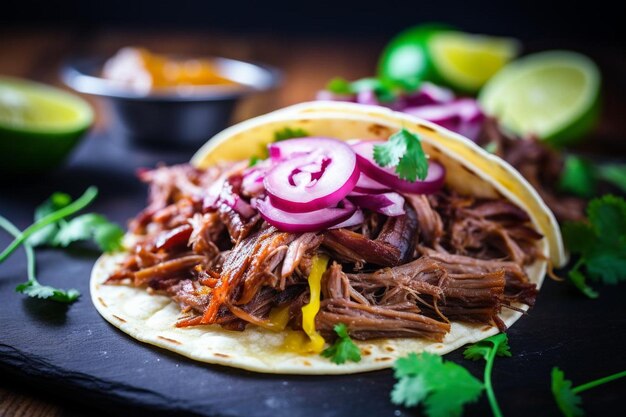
[61,55,281,148]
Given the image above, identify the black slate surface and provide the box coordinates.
[1,130,625,417]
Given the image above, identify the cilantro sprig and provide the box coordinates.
[273,127,309,142]
[552,367,626,417]
[562,195,626,298]
[559,155,626,198]
[326,77,400,102]
[463,334,512,417]
[391,352,483,417]
[320,323,361,365]
[0,187,123,303]
[0,215,79,303]
[374,128,429,182]
[249,127,311,166]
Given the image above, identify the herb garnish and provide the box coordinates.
[0,216,79,303]
[249,127,311,165]
[559,155,626,197]
[273,127,309,142]
[552,367,626,417]
[326,77,399,102]
[374,128,429,182]
[0,187,124,303]
[561,195,626,298]
[390,352,483,416]
[320,323,361,364]
[463,334,512,417]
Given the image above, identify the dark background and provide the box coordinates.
[3,0,625,46]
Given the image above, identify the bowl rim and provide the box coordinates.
[61,54,282,102]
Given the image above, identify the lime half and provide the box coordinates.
[0,77,93,172]
[428,31,520,92]
[479,51,600,147]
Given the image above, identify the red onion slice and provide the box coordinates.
[255,197,357,233]
[264,138,360,213]
[330,209,365,229]
[348,192,405,217]
[404,98,484,141]
[351,141,445,194]
[353,172,391,194]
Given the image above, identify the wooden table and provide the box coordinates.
[1,28,625,417]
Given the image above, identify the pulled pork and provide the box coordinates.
[477,117,585,222]
[107,162,543,342]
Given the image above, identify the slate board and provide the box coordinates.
[1,130,625,417]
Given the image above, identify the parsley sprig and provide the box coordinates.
[552,367,626,417]
[320,323,361,364]
[0,187,124,303]
[391,352,483,416]
[374,128,429,182]
[562,195,626,298]
[463,334,512,417]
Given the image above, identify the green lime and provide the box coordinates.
[378,24,452,91]
[428,31,520,92]
[479,51,600,147]
[0,76,93,172]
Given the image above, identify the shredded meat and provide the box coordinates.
[108,160,544,341]
[477,117,585,221]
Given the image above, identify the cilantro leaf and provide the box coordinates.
[562,195,626,297]
[598,164,626,193]
[53,213,124,252]
[325,77,399,102]
[320,323,361,365]
[463,334,511,417]
[16,281,80,303]
[551,367,584,417]
[567,269,599,299]
[248,155,261,167]
[464,334,512,361]
[559,155,597,198]
[552,367,626,417]
[0,215,80,304]
[390,352,483,417]
[326,77,354,95]
[374,128,429,182]
[27,192,72,247]
[273,127,309,142]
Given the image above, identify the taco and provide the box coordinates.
[91,101,565,374]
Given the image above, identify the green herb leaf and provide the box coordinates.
[567,270,599,299]
[562,195,626,297]
[464,334,512,361]
[320,323,361,365]
[374,128,429,182]
[463,334,510,417]
[325,77,399,102]
[390,352,483,417]
[551,367,584,417]
[16,281,80,303]
[248,155,261,167]
[53,213,124,252]
[27,192,72,247]
[597,164,626,193]
[0,215,80,304]
[326,77,354,95]
[273,127,310,142]
[559,155,597,198]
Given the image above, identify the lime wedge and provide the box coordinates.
[479,51,600,146]
[0,77,93,172]
[428,31,520,92]
[378,24,453,90]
